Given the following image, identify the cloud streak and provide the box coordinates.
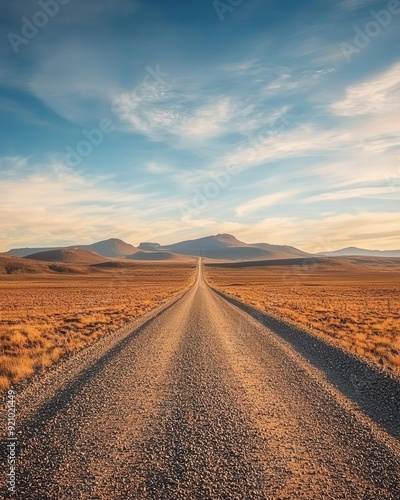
[236,191,299,216]
[1,1,399,252]
[331,62,400,116]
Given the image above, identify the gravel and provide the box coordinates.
[1,262,399,499]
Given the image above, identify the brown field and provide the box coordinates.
[204,258,400,375]
[0,262,196,389]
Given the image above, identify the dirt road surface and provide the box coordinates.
[1,261,400,499]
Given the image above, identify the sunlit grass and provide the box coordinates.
[0,263,196,389]
[205,263,400,374]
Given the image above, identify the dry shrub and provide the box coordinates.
[0,262,196,388]
[205,261,400,375]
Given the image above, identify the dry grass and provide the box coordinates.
[205,259,400,375]
[0,262,196,389]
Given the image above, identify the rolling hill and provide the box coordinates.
[77,238,136,257]
[0,254,48,274]
[320,247,400,258]
[7,238,136,258]
[8,246,61,258]
[126,251,191,261]
[0,254,90,274]
[251,242,310,258]
[26,249,106,264]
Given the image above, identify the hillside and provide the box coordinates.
[8,234,398,262]
[164,234,247,252]
[138,242,163,251]
[7,238,136,258]
[162,234,304,260]
[126,251,189,261]
[251,242,310,257]
[0,254,88,274]
[26,249,106,264]
[320,246,400,258]
[0,254,48,274]
[77,238,137,257]
[7,246,61,258]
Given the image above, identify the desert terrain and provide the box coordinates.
[205,257,400,375]
[0,257,196,390]
[1,237,399,498]
[0,260,399,498]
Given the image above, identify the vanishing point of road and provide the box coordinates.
[2,260,400,499]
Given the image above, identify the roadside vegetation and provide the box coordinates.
[205,260,400,375]
[0,263,196,389]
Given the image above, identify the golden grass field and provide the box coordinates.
[205,258,400,375]
[0,262,196,389]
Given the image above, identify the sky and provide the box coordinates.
[0,0,399,253]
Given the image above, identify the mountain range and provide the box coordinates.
[7,234,309,262]
[319,247,400,258]
[7,238,136,258]
[5,234,400,262]
[159,234,309,260]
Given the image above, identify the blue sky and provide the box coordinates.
[0,0,399,252]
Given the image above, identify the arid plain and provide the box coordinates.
[205,257,400,375]
[1,235,400,498]
[0,256,196,390]
[1,246,399,391]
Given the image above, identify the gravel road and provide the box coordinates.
[1,261,400,499]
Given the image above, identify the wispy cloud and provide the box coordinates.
[28,42,121,124]
[334,0,376,11]
[1,0,399,252]
[331,62,400,116]
[145,162,175,175]
[115,87,236,142]
[223,125,350,170]
[236,190,298,216]
[311,155,400,188]
[0,157,154,250]
[303,186,400,203]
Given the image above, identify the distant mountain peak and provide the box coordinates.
[7,237,136,258]
[103,237,125,243]
[320,246,400,258]
[138,242,162,251]
[213,233,242,243]
[342,246,361,251]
